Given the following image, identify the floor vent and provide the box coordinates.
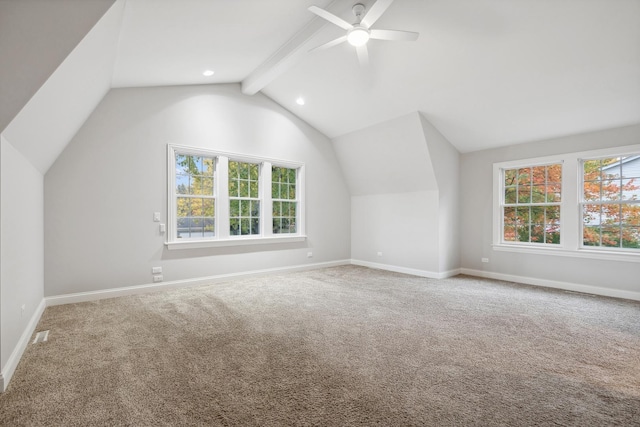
[33,330,49,344]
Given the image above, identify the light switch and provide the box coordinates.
[159,223,166,234]
[153,212,161,222]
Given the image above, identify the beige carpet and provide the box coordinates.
[1,265,639,426]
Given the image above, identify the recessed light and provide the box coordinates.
[202,70,215,77]
[296,97,305,106]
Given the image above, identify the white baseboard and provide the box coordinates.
[351,259,461,279]
[1,298,46,392]
[46,260,352,306]
[460,268,640,301]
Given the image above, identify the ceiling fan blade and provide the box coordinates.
[308,6,353,31]
[360,0,394,28]
[310,35,348,52]
[370,29,419,42]
[356,44,369,66]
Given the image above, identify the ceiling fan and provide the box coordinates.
[309,0,419,66]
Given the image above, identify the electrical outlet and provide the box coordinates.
[152,267,162,274]
[481,258,489,263]
[153,275,163,283]
[307,252,313,258]
[153,212,161,222]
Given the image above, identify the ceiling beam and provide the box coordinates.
[241,1,340,96]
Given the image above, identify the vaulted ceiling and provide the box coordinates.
[3,0,640,159]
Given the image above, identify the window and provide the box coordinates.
[581,155,640,249]
[272,166,298,234]
[501,163,562,245]
[175,153,215,239]
[167,145,305,249]
[493,145,640,262]
[229,161,260,236]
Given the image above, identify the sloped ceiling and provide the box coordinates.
[0,0,115,133]
[3,0,640,171]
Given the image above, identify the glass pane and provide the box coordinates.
[601,158,621,179]
[504,187,517,204]
[239,180,249,198]
[531,224,544,243]
[547,182,561,202]
[289,185,296,200]
[504,169,517,186]
[204,218,215,237]
[203,199,214,217]
[177,218,189,238]
[190,198,203,216]
[251,201,260,217]
[583,181,601,202]
[583,226,600,246]
[504,207,516,223]
[177,197,190,217]
[288,169,296,184]
[601,180,621,201]
[516,207,530,226]
[203,158,214,176]
[583,204,601,226]
[273,218,281,234]
[531,206,545,225]
[532,166,545,185]
[202,177,214,196]
[621,178,640,201]
[289,203,297,217]
[289,218,297,233]
[229,161,239,179]
[518,185,531,203]
[272,183,280,199]
[176,174,189,194]
[622,227,640,249]
[250,164,259,181]
[230,199,239,217]
[602,204,621,223]
[192,156,203,174]
[250,181,258,198]
[601,226,620,247]
[240,163,249,180]
[517,168,531,185]
[504,225,516,241]
[240,218,250,235]
[583,159,602,181]
[531,186,545,203]
[176,154,188,174]
[547,164,562,184]
[191,177,202,195]
[546,229,560,244]
[229,180,238,197]
[545,206,560,226]
[273,201,281,217]
[622,204,640,226]
[241,200,249,216]
[272,167,280,182]
[516,224,530,242]
[251,218,259,234]
[230,218,240,235]
[190,217,203,238]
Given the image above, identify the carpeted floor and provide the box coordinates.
[1,265,639,426]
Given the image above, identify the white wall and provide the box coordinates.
[334,112,461,276]
[44,84,351,296]
[1,136,44,378]
[460,123,640,294]
[419,113,461,273]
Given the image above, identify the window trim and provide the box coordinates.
[492,145,640,263]
[166,144,306,250]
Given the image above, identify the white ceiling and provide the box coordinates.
[112,0,640,152]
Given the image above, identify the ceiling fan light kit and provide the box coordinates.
[309,0,419,65]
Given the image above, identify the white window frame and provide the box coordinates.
[493,144,640,263]
[579,153,640,252]
[167,144,306,250]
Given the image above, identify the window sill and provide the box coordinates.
[492,243,640,263]
[165,235,306,250]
